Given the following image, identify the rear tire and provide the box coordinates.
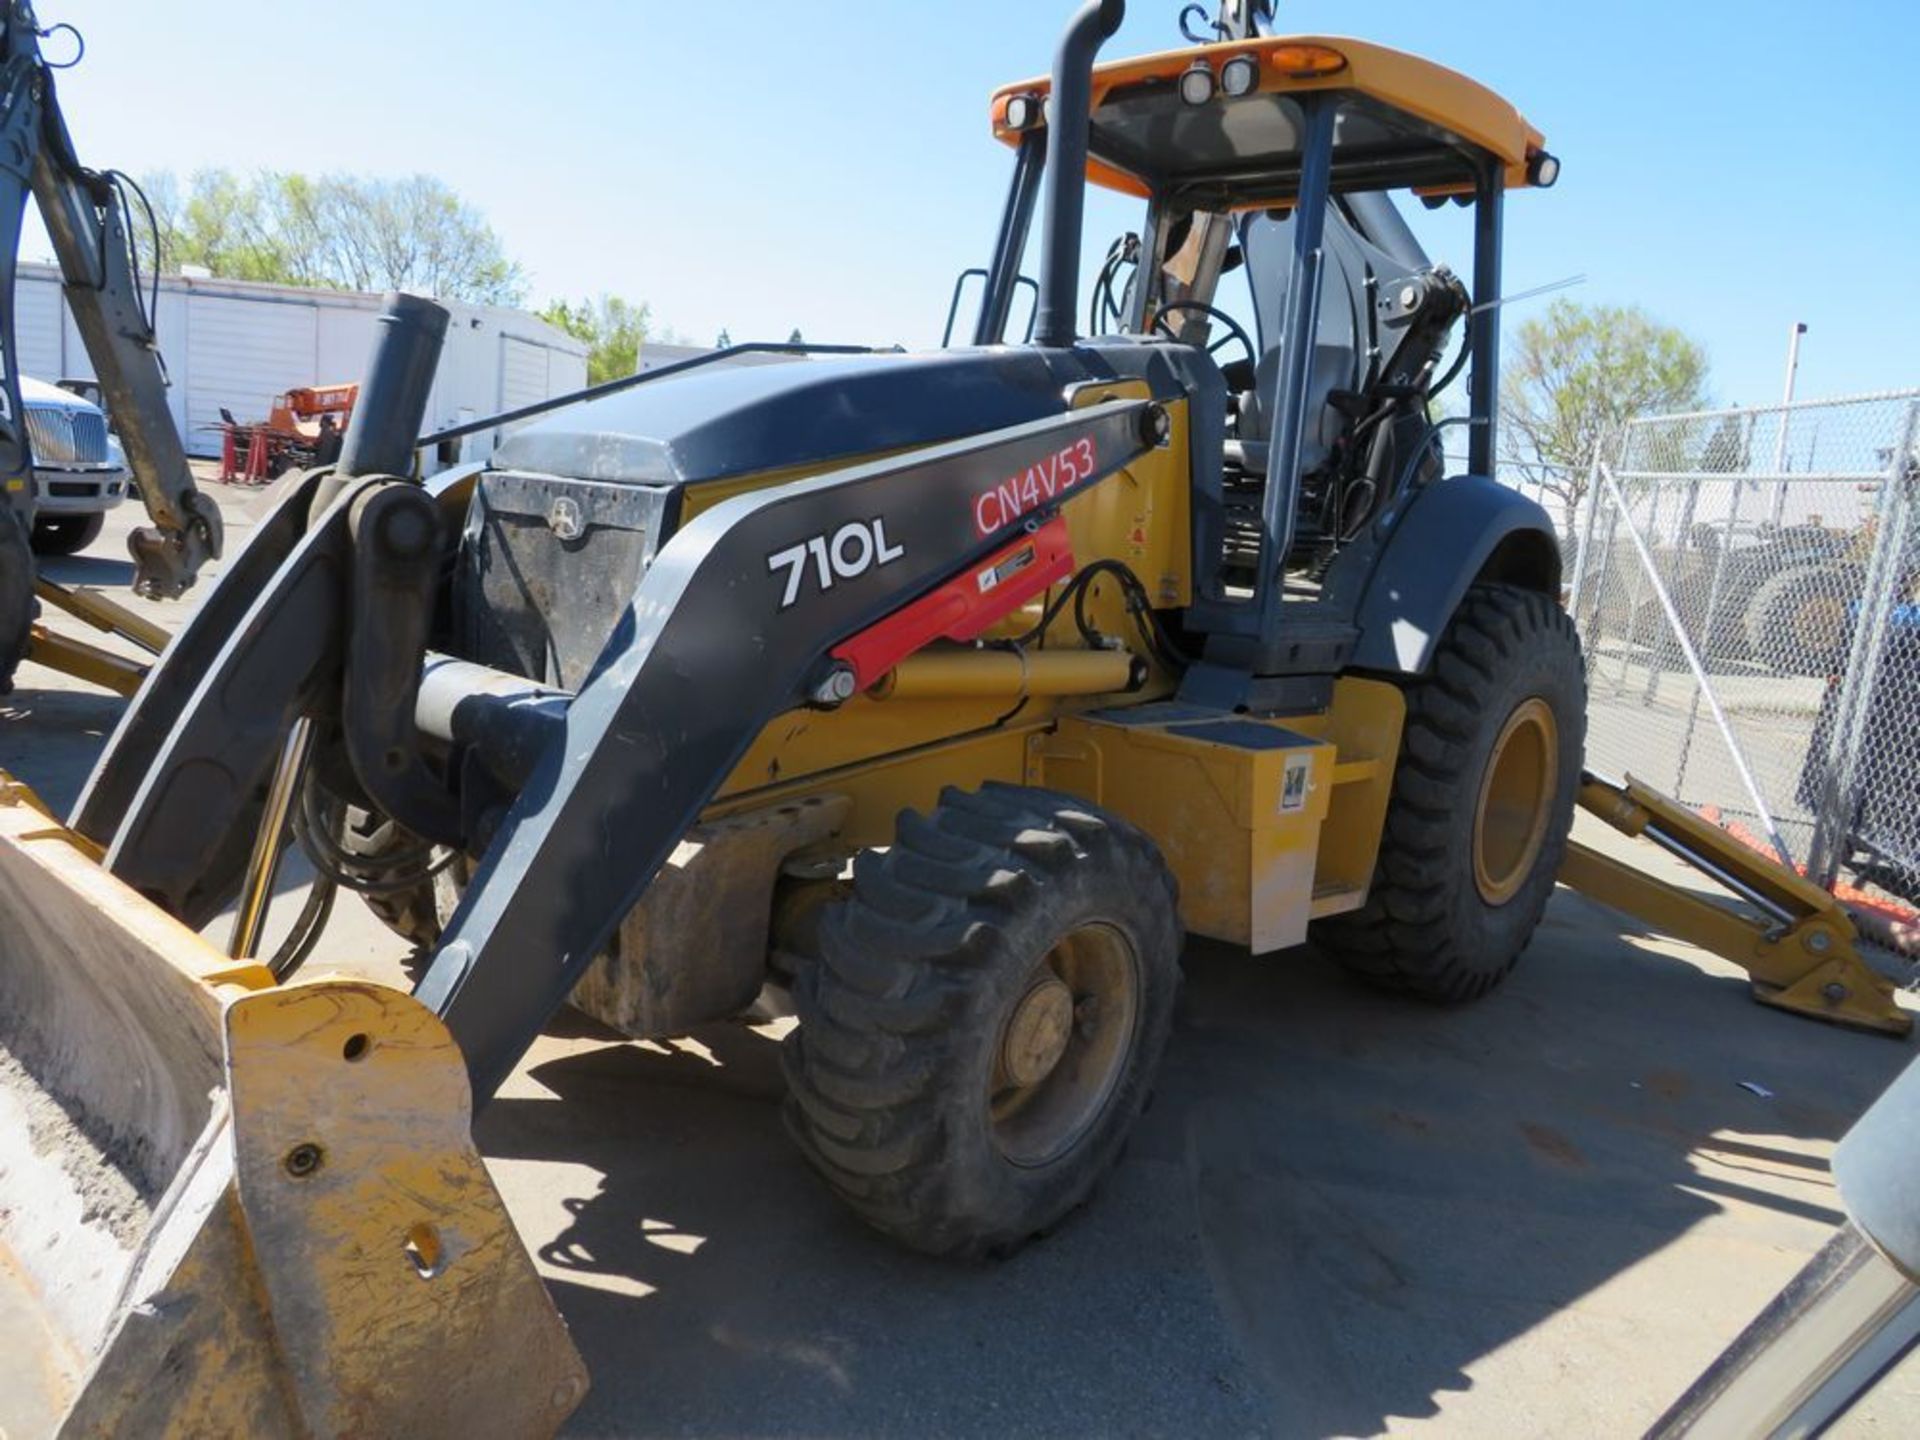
[1314,583,1584,1001]
[783,783,1181,1258]
[29,512,104,557]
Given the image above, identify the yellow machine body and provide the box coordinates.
[2,18,1904,1435]
[579,398,1911,1044]
[600,381,1409,977]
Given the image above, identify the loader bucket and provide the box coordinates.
[0,778,586,1437]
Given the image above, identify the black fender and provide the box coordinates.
[1349,474,1562,675]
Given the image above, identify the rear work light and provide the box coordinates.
[1003,92,1044,131]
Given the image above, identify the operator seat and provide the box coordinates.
[1230,202,1427,481]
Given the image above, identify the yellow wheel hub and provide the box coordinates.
[1791,595,1845,653]
[1473,697,1559,906]
[988,923,1139,1169]
[1001,977,1074,1088]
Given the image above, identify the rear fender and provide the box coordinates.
[1350,474,1561,675]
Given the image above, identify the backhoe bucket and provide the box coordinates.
[0,780,586,1437]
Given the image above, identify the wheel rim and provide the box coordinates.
[1472,697,1560,906]
[1789,594,1844,656]
[988,922,1140,1169]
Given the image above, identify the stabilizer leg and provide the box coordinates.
[1563,772,1909,1036]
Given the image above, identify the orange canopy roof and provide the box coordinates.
[990,34,1548,202]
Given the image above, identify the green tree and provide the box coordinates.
[1697,411,1749,473]
[787,327,805,345]
[135,169,525,304]
[715,328,732,349]
[1500,299,1711,525]
[539,294,651,384]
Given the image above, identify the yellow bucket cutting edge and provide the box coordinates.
[0,779,586,1437]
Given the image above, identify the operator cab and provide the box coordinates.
[969,23,1557,684]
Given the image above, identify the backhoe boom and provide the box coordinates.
[0,3,222,632]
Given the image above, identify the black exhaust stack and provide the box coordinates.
[337,291,450,480]
[1032,0,1125,349]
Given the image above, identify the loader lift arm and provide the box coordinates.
[420,400,1156,1100]
[1563,772,1910,1036]
[0,4,223,599]
[77,284,1162,1101]
[0,293,593,1437]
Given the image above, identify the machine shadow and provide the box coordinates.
[476,884,1910,1438]
[37,553,137,588]
[0,685,123,813]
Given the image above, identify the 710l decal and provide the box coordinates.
[767,518,905,610]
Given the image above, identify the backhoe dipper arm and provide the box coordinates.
[0,5,222,597]
[417,399,1159,1103]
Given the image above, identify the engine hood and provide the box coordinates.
[489,348,1087,489]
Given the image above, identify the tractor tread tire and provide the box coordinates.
[1315,583,1584,1002]
[1742,563,1860,675]
[335,810,455,953]
[29,512,104,557]
[782,782,1181,1259]
[360,877,444,953]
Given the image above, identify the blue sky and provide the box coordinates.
[36,1,1919,406]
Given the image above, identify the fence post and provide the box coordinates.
[1586,483,1623,684]
[1672,465,1750,798]
[1612,469,1663,696]
[1805,399,1920,889]
[1568,451,1605,612]
[1595,459,1797,865]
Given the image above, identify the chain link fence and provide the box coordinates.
[1560,391,1920,905]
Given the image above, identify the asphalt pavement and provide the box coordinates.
[4,478,1915,1437]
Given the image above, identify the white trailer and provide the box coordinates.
[12,263,588,470]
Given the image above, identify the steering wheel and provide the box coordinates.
[1091,233,1141,334]
[1150,300,1257,375]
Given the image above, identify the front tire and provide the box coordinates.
[30,512,104,556]
[315,804,467,955]
[1315,583,1585,1001]
[783,783,1181,1258]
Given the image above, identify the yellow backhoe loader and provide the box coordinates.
[0,0,1906,1432]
